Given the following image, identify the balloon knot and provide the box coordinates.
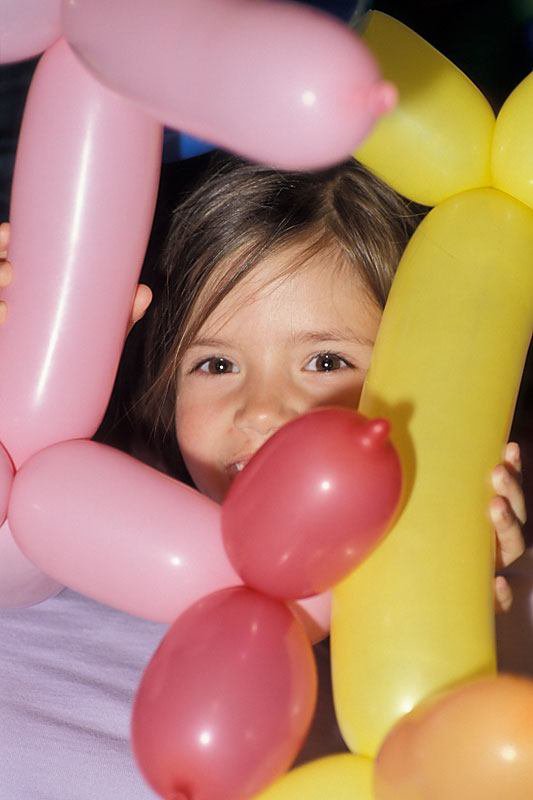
[360,418,390,448]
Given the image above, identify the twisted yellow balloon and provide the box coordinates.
[333,11,533,758]
[255,754,373,800]
[255,11,533,798]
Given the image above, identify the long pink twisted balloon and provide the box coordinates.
[62,0,395,169]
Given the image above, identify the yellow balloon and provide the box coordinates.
[332,187,533,757]
[356,12,494,206]
[492,71,533,210]
[254,754,373,800]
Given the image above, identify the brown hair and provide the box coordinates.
[127,152,426,475]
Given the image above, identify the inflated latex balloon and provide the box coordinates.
[62,0,396,170]
[222,408,402,599]
[0,0,61,64]
[8,438,330,637]
[0,441,14,526]
[0,433,60,610]
[332,188,533,756]
[374,675,533,800]
[492,71,533,208]
[356,12,494,205]
[8,439,239,622]
[0,39,162,468]
[132,588,317,800]
[0,521,63,608]
[255,753,373,800]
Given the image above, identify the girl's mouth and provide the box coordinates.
[226,454,253,477]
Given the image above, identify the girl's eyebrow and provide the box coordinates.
[293,329,375,347]
[188,329,374,349]
[188,336,231,349]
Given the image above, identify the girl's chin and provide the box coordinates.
[194,475,231,505]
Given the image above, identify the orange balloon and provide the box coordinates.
[374,675,533,800]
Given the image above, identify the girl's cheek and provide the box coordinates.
[174,410,228,502]
[300,374,367,410]
[175,387,228,460]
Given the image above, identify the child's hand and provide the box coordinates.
[491,442,527,613]
[0,222,12,324]
[0,221,150,331]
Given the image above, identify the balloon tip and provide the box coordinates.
[369,80,398,117]
[360,418,390,448]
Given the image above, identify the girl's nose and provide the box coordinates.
[233,384,298,438]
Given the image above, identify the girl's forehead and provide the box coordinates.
[197,245,379,339]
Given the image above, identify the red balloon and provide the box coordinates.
[131,587,317,800]
[222,407,402,599]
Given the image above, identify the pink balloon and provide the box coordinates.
[132,587,317,800]
[0,39,162,468]
[0,520,63,608]
[0,443,61,609]
[0,440,14,526]
[0,0,61,65]
[222,408,403,599]
[62,0,396,170]
[9,440,238,622]
[8,439,330,635]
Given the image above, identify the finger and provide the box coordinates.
[130,283,152,329]
[492,463,527,526]
[0,260,12,288]
[0,222,10,256]
[0,300,6,325]
[491,496,526,569]
[494,575,513,614]
[503,441,522,483]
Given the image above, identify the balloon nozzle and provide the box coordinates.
[360,418,390,448]
[367,80,398,117]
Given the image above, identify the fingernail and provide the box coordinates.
[491,465,507,490]
[507,442,521,469]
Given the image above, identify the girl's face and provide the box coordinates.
[175,244,381,503]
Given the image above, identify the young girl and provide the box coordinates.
[0,153,526,797]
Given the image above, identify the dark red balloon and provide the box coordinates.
[222,407,402,599]
[131,587,317,800]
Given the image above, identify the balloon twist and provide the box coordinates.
[1,5,531,798]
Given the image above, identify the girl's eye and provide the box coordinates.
[195,357,239,375]
[304,352,353,372]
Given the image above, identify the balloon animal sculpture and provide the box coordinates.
[1,3,532,799]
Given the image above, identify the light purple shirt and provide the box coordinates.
[0,588,168,799]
